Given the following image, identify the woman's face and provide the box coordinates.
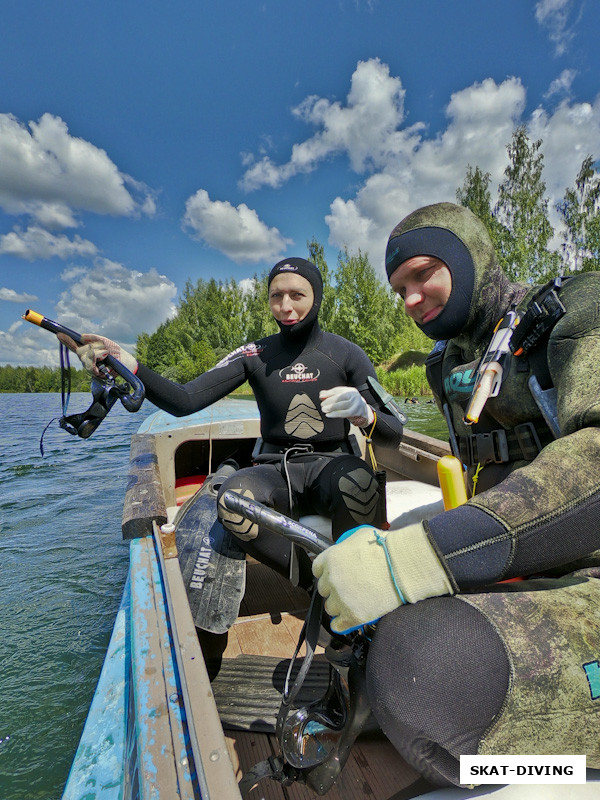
[268,274,314,326]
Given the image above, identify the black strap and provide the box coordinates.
[40,343,72,456]
[253,438,359,458]
[276,584,324,739]
[458,421,553,467]
[510,277,567,357]
[238,586,324,797]
[238,755,297,795]
[424,340,448,403]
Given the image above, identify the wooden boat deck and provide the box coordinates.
[198,559,426,800]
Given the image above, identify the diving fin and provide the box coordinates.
[175,462,246,634]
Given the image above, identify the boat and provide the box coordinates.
[60,398,600,800]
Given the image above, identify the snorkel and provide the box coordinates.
[23,310,145,445]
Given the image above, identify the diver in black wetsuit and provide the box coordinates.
[59,258,403,587]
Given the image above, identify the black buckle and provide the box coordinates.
[465,429,509,466]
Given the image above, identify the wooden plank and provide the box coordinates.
[351,737,421,798]
[154,525,242,800]
[151,543,199,800]
[226,731,288,800]
[129,537,184,798]
[229,613,307,659]
[217,646,422,800]
[122,434,167,539]
[280,611,310,645]
[220,625,243,659]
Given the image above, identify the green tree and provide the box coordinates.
[494,126,560,282]
[456,164,503,250]
[135,332,150,364]
[178,277,244,355]
[557,155,600,273]
[0,364,90,392]
[330,249,399,364]
[131,242,436,387]
[307,238,335,331]
[242,272,277,343]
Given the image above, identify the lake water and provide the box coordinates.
[0,392,446,800]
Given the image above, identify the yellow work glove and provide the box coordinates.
[312,522,455,634]
[58,332,138,378]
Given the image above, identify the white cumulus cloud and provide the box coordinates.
[182,189,292,263]
[325,74,527,270]
[54,259,178,350]
[529,95,600,207]
[0,262,177,366]
[0,287,38,303]
[0,226,98,261]
[240,58,410,191]
[0,320,61,367]
[249,60,600,278]
[0,112,156,223]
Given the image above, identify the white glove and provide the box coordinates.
[312,522,455,634]
[319,386,374,427]
[58,332,138,378]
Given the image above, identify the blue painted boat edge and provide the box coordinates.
[129,535,198,798]
[61,574,130,800]
[61,537,203,800]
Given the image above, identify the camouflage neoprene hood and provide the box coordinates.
[386,202,525,352]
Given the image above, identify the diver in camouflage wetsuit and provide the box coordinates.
[311,202,600,786]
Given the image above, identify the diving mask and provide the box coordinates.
[279,664,350,770]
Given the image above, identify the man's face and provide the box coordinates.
[389,256,452,326]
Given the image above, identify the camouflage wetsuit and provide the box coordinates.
[368,202,600,785]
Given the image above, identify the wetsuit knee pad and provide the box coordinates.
[366,596,510,785]
[217,465,290,542]
[216,470,262,541]
[318,455,380,533]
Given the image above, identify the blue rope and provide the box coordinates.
[374,529,406,605]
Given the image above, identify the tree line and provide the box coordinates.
[0,363,91,393]
[3,127,599,395]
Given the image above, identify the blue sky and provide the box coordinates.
[1,0,599,366]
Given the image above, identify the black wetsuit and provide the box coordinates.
[137,320,403,583]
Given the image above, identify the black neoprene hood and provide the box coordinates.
[385,226,475,341]
[268,257,323,338]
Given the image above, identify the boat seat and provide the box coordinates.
[168,479,446,541]
[299,479,445,542]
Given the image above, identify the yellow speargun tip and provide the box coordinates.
[23,309,45,325]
